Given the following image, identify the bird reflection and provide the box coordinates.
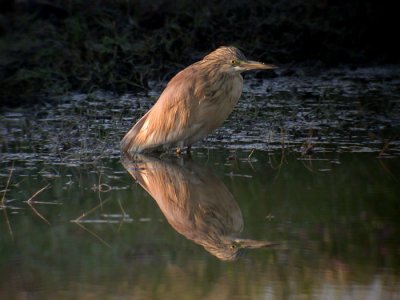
[122,154,276,261]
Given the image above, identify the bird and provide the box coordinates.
[121,46,277,153]
[122,153,277,260]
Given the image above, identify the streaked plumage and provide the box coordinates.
[121,46,276,153]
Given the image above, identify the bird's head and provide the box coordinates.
[202,46,277,74]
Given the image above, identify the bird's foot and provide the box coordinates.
[186,146,192,157]
[175,146,192,158]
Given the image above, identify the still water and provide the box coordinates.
[1,66,400,299]
[1,150,399,299]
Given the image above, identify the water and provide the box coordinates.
[1,66,400,299]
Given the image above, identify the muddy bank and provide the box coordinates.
[1,66,399,167]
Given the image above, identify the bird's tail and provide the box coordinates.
[120,113,149,153]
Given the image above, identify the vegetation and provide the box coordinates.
[0,0,398,106]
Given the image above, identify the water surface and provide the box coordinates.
[1,66,399,299]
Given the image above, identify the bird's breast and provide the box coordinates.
[204,74,243,125]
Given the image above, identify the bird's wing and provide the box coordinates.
[121,67,204,152]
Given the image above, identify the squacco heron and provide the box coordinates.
[121,46,276,153]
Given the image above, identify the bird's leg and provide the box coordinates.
[176,148,182,155]
[186,146,192,156]
[159,152,168,159]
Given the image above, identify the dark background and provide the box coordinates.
[0,0,398,106]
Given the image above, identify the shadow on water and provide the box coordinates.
[121,153,276,261]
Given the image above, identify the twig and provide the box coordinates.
[247,149,255,160]
[1,161,14,205]
[378,139,391,157]
[26,202,50,225]
[73,197,113,222]
[26,184,51,203]
[72,221,111,247]
[246,149,256,170]
[117,199,127,232]
[1,161,15,240]
[25,184,51,224]
[71,197,113,247]
[98,167,103,209]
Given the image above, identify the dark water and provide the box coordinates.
[1,66,400,299]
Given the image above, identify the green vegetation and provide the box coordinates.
[1,0,398,106]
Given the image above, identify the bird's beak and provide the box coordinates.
[241,60,277,71]
[234,238,278,249]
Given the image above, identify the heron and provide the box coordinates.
[122,153,276,261]
[121,46,276,153]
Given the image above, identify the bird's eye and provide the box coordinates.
[231,59,236,65]
[231,243,237,249]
